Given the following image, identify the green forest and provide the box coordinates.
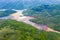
[22,5,60,32]
[0,0,60,40]
[0,20,60,40]
[0,10,16,17]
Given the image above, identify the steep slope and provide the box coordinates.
[0,20,60,40]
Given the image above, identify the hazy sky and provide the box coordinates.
[0,0,59,2]
[0,0,60,3]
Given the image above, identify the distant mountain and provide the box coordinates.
[0,0,60,4]
[0,0,60,10]
[0,2,24,10]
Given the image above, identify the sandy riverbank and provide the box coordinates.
[10,10,60,33]
[0,9,60,33]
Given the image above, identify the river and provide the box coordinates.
[0,9,60,33]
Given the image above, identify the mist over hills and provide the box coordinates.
[0,0,60,9]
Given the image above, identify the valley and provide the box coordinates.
[0,0,60,39]
[0,9,60,34]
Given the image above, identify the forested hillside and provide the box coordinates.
[0,10,16,17]
[0,20,60,40]
[0,0,60,40]
[22,5,60,31]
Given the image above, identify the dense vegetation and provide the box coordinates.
[0,10,16,17]
[22,5,60,31]
[0,20,60,40]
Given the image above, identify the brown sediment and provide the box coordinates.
[10,10,60,34]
